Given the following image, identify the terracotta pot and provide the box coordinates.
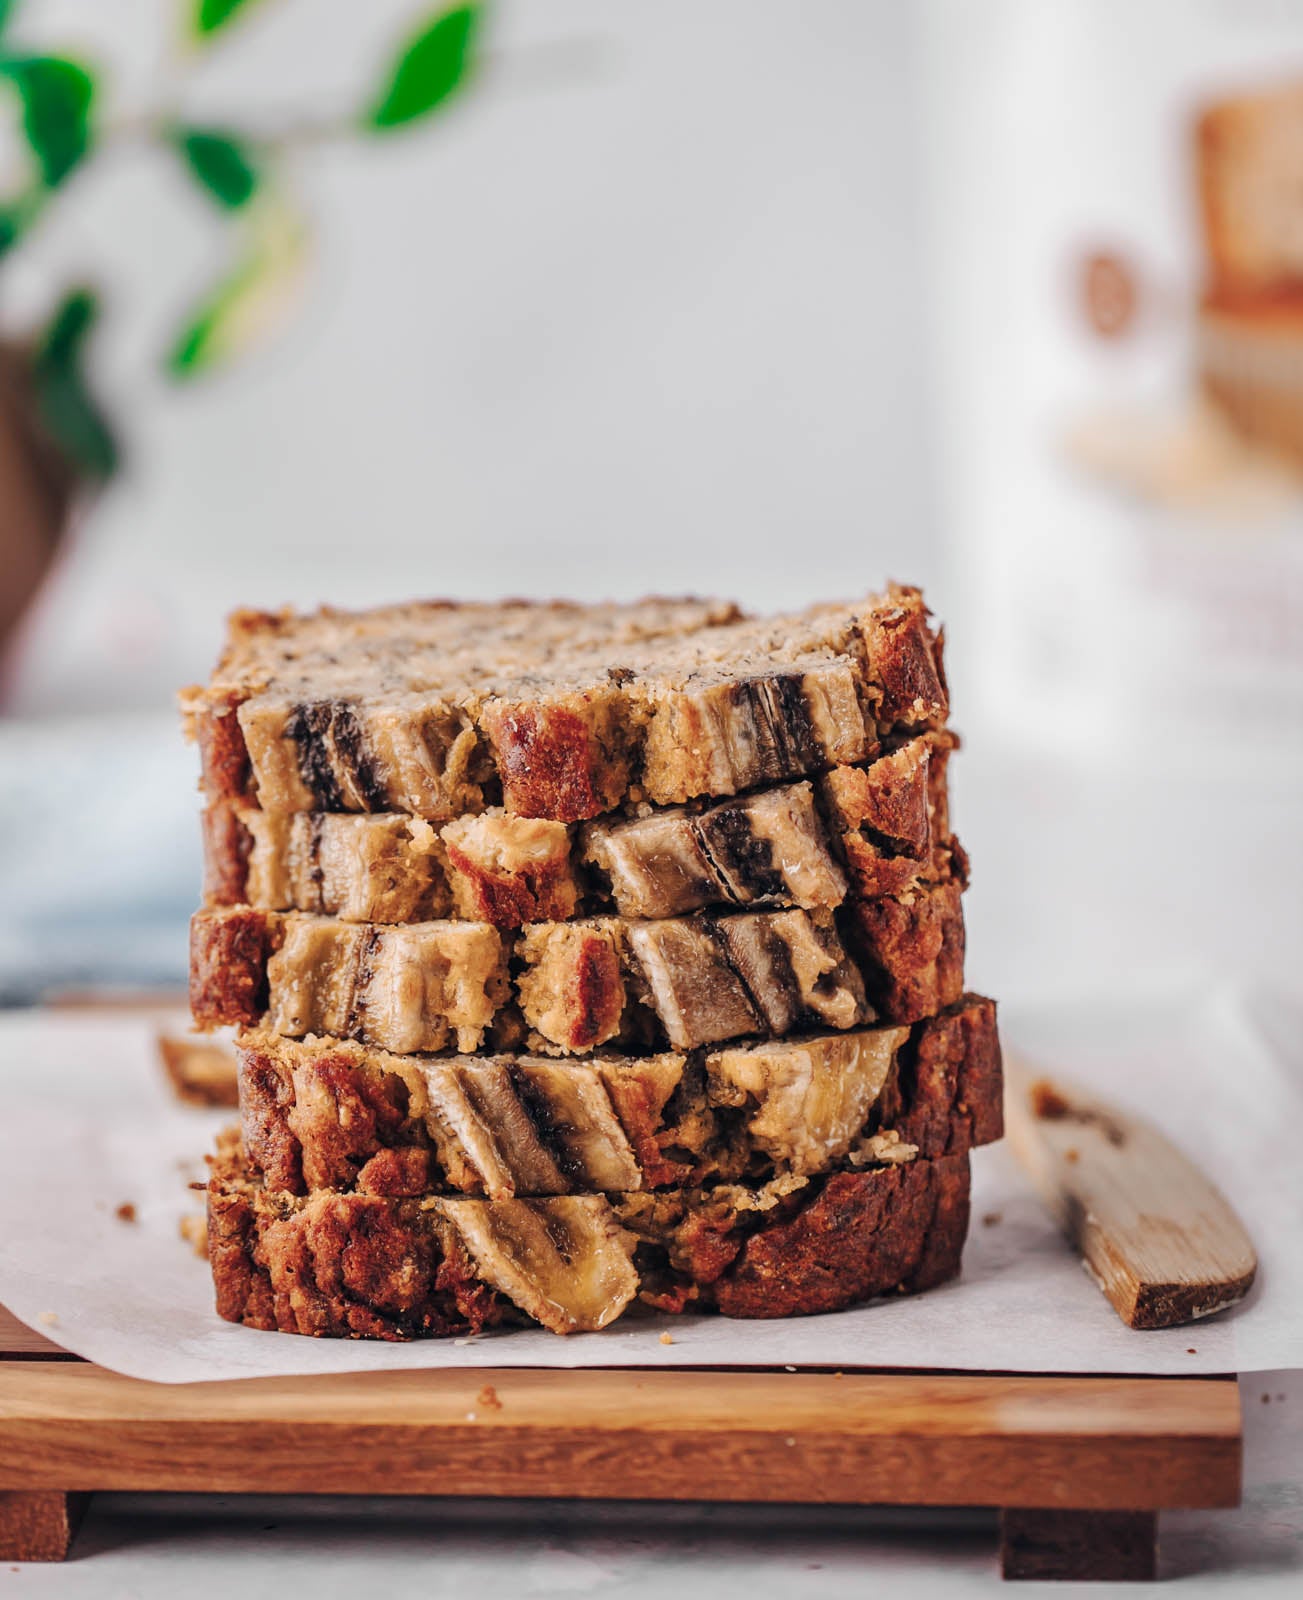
[0,339,79,665]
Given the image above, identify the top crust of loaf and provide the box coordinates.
[184,589,949,824]
[202,592,935,710]
[208,598,745,700]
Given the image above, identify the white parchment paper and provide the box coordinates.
[0,988,1299,1383]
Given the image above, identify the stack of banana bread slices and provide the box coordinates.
[184,588,1003,1340]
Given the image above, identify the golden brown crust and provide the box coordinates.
[208,1169,513,1340]
[189,907,273,1029]
[860,589,949,731]
[441,812,578,928]
[201,801,254,906]
[515,923,628,1053]
[192,689,252,801]
[444,843,576,926]
[843,879,966,1024]
[480,699,629,823]
[879,994,1002,1158]
[702,1155,970,1318]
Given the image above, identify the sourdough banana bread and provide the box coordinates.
[209,1132,972,1337]
[190,883,965,1053]
[236,995,1001,1197]
[183,589,947,823]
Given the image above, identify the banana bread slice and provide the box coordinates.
[183,588,947,823]
[200,734,960,929]
[190,879,965,1053]
[208,1132,972,1337]
[235,995,1002,1197]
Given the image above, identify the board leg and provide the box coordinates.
[1000,1509,1157,1581]
[0,1491,90,1562]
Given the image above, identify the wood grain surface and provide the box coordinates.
[1004,1061,1258,1329]
[0,1305,67,1358]
[0,1356,1241,1510]
[0,1492,88,1562]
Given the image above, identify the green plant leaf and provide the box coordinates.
[174,128,259,208]
[0,186,43,258]
[194,0,263,36]
[32,287,119,480]
[366,4,481,131]
[0,2,17,39]
[167,205,306,379]
[0,56,95,188]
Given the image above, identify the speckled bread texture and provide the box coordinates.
[190,879,966,1054]
[199,734,961,930]
[235,995,1002,1198]
[181,589,947,824]
[208,1131,972,1337]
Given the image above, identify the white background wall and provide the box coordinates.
[1,1,1298,1008]
[2,0,936,714]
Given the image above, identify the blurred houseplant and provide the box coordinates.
[0,0,483,655]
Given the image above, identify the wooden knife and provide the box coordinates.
[1003,1060,1258,1330]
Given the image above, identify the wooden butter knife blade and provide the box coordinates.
[1003,1059,1258,1330]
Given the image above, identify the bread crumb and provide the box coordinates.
[115,1202,137,1223]
[1187,1347,1197,1355]
[476,1383,502,1411]
[981,1211,1003,1227]
[180,1214,209,1259]
[1030,1079,1073,1119]
[785,1436,796,1447]
[38,1311,59,1327]
[158,1033,238,1108]
[784,1365,796,1372]
[1064,1147,1080,1164]
[659,1331,674,1345]
[464,1411,477,1422]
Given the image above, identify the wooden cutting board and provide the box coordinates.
[0,1303,1243,1580]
